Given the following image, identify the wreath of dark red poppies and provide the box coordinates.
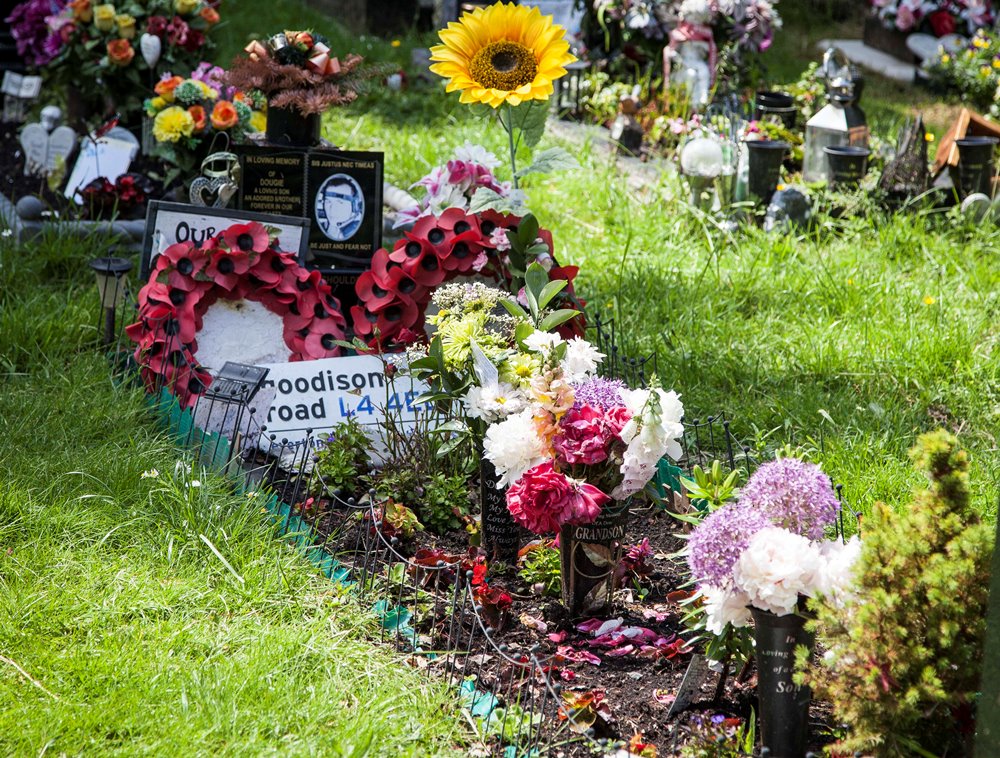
[127,221,347,409]
[352,207,585,349]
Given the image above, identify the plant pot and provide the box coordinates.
[751,607,813,758]
[951,136,998,199]
[559,499,630,617]
[746,140,789,206]
[824,145,870,188]
[265,106,323,147]
[479,455,520,564]
[755,91,797,131]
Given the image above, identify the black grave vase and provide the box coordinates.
[824,145,870,188]
[747,140,789,206]
[559,499,630,617]
[265,105,323,147]
[479,450,520,565]
[953,136,998,199]
[751,606,813,758]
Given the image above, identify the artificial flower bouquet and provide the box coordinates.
[871,0,993,35]
[394,142,528,229]
[686,456,860,634]
[145,62,265,175]
[28,0,221,120]
[226,29,388,117]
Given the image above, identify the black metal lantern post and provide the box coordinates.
[89,256,133,348]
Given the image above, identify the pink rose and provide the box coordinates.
[604,406,631,438]
[895,5,916,30]
[506,461,611,534]
[554,405,615,466]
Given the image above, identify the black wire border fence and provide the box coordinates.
[99,292,860,757]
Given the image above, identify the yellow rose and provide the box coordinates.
[115,14,136,39]
[174,0,199,14]
[249,110,266,133]
[150,96,166,110]
[93,3,116,32]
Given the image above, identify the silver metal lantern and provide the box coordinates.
[802,48,869,184]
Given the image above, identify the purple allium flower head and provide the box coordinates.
[738,457,840,539]
[687,503,771,588]
[573,377,626,410]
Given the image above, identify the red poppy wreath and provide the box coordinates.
[127,221,347,409]
[352,207,585,349]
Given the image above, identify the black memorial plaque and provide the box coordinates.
[236,145,382,277]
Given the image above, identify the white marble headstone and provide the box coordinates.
[20,123,78,176]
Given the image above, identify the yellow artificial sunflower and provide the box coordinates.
[429,2,576,108]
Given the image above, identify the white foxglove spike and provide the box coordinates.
[140,33,162,67]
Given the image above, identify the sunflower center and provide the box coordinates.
[469,41,537,92]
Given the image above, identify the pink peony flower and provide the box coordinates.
[506,462,611,534]
[554,405,616,466]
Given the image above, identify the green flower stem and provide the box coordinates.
[503,102,519,190]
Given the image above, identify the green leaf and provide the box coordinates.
[537,279,568,310]
[517,214,540,247]
[436,436,466,458]
[499,298,529,321]
[510,101,548,149]
[468,187,522,214]
[432,420,469,435]
[514,146,580,178]
[538,309,582,332]
[524,261,548,300]
[515,321,535,348]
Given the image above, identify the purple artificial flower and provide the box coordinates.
[6,0,67,67]
[573,377,627,411]
[738,457,840,540]
[687,503,771,588]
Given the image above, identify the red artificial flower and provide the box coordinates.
[146,15,168,36]
[205,249,251,291]
[436,206,480,235]
[210,99,238,129]
[356,270,398,310]
[248,249,290,287]
[166,16,189,46]
[928,10,956,36]
[200,6,220,24]
[506,461,611,534]
[303,326,343,358]
[410,214,455,257]
[221,221,270,253]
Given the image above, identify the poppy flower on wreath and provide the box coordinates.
[128,221,346,408]
[353,209,585,349]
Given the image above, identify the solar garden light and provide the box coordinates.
[89,256,132,347]
[680,137,724,211]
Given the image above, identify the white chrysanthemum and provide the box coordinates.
[734,527,822,616]
[613,387,685,499]
[453,141,501,170]
[700,584,751,635]
[464,382,528,422]
[482,409,547,487]
[560,337,605,383]
[814,536,862,608]
[524,330,564,354]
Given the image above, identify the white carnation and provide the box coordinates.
[524,330,564,354]
[733,527,822,616]
[560,337,604,383]
[482,409,547,487]
[814,536,862,608]
[464,382,528,423]
[700,584,751,635]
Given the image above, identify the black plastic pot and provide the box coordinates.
[751,607,813,758]
[265,106,323,147]
[747,140,789,205]
[755,91,797,130]
[824,145,871,188]
[953,136,998,198]
[479,455,520,564]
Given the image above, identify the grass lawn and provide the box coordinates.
[1,0,997,753]
[0,230,464,755]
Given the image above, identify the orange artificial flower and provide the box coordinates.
[188,105,206,131]
[210,100,238,130]
[200,6,220,24]
[154,75,184,102]
[107,39,135,66]
[70,0,93,23]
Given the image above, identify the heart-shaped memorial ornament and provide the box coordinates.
[189,176,237,208]
[140,33,162,67]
